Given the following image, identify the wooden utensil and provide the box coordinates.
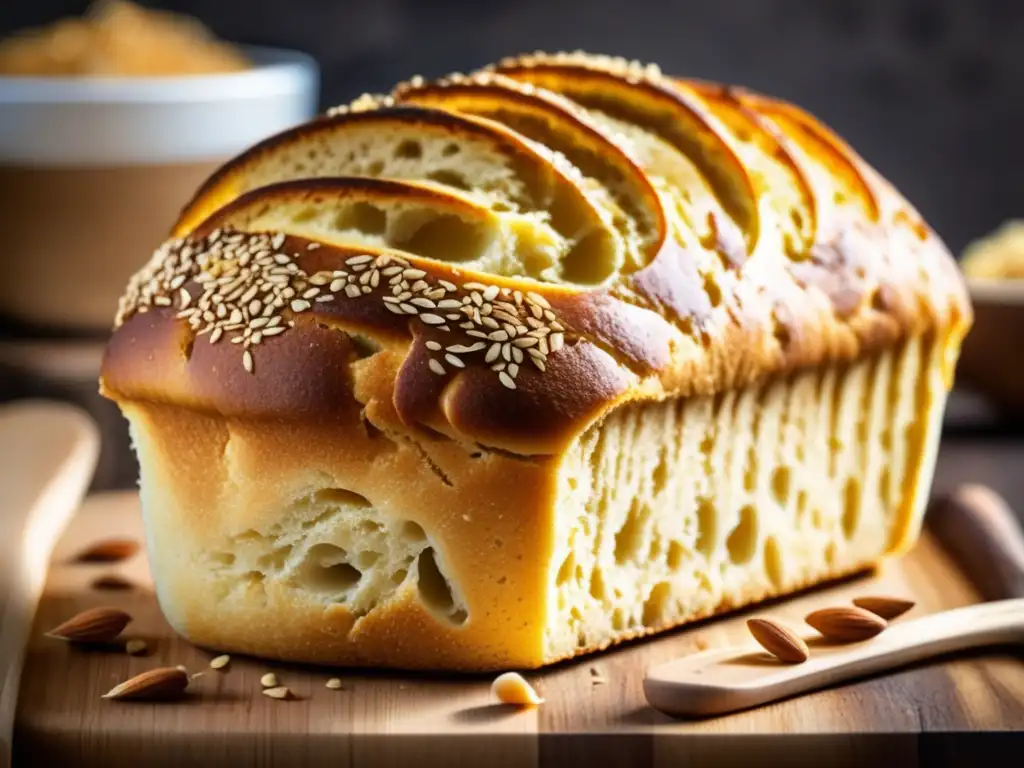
[0,400,99,767]
[644,484,1024,719]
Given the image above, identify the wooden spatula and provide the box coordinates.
[644,484,1024,719]
[0,400,99,768]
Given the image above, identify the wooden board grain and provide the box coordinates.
[12,491,1024,767]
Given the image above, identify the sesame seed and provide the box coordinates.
[209,327,223,344]
[437,299,462,310]
[154,296,172,306]
[403,268,427,280]
[263,326,286,336]
[502,343,512,361]
[316,295,334,302]
[499,372,516,390]
[412,280,429,293]
[361,286,372,294]
[480,304,492,316]
[538,337,550,355]
[396,291,412,301]
[485,344,501,363]
[385,303,404,315]
[466,329,488,338]
[400,303,417,314]
[273,254,290,266]
[513,337,539,348]
[527,292,551,308]
[508,363,520,377]
[420,313,445,325]
[491,362,506,372]
[445,353,465,368]
[307,242,321,250]
[326,678,344,690]
[261,673,279,688]
[550,321,565,332]
[489,330,509,342]
[426,288,447,301]
[426,341,442,351]
[447,343,485,354]
[381,266,403,277]
[428,359,446,376]
[348,255,373,266]
[345,285,361,298]
[303,287,320,299]
[482,317,500,329]
[464,282,486,291]
[512,347,524,363]
[271,233,285,249]
[250,317,270,328]
[370,271,380,288]
[439,280,457,291]
[411,298,436,309]
[482,285,500,301]
[471,292,484,307]
[179,289,192,308]
[549,333,565,352]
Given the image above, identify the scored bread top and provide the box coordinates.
[99,50,973,457]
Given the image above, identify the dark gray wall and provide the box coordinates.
[4,0,1023,256]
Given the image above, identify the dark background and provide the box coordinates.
[3,0,1023,258]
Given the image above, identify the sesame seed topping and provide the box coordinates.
[115,228,571,386]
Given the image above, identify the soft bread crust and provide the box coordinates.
[98,50,973,671]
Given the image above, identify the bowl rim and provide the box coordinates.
[0,44,319,104]
[966,276,1024,304]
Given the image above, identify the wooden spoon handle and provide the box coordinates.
[926,484,1024,601]
[0,400,99,768]
[644,597,1024,719]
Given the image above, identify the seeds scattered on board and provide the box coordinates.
[74,538,139,563]
[209,654,231,670]
[805,606,887,642]
[102,667,189,701]
[746,618,809,663]
[115,227,572,388]
[262,686,292,700]
[326,678,344,690]
[91,574,134,591]
[45,607,131,643]
[125,639,148,656]
[261,673,279,688]
[491,672,543,706]
[852,596,915,621]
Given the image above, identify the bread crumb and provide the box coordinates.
[491,672,543,706]
[694,635,710,651]
[260,673,278,688]
[209,654,230,670]
[326,678,343,690]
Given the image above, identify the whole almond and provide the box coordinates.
[805,606,887,642]
[102,667,189,701]
[852,596,915,621]
[747,618,810,663]
[46,607,131,643]
[91,574,134,591]
[75,538,139,563]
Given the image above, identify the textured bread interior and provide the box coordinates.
[544,333,946,659]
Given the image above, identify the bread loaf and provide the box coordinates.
[98,51,972,671]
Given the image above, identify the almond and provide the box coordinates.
[805,606,887,642]
[46,607,131,643]
[91,574,134,591]
[852,596,915,621]
[102,667,189,701]
[746,618,810,663]
[75,538,139,563]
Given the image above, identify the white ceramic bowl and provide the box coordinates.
[0,45,319,332]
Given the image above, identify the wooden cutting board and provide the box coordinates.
[12,491,1024,767]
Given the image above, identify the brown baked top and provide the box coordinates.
[99,51,973,457]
